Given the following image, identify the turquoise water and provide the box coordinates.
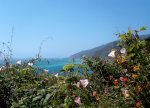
[0,58,82,74]
[35,59,82,74]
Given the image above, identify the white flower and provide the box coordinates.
[44,69,49,74]
[17,60,21,65]
[108,51,115,58]
[73,82,80,87]
[120,48,126,54]
[28,62,33,67]
[0,66,6,71]
[80,79,89,88]
[124,69,127,73]
[74,97,81,105]
[54,73,58,78]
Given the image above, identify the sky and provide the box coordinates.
[0,0,150,58]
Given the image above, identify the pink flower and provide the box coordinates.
[122,90,128,95]
[123,78,127,82]
[17,60,21,65]
[44,78,49,83]
[44,69,49,74]
[126,74,131,77]
[80,79,89,88]
[59,81,62,84]
[120,77,124,82]
[108,51,115,58]
[28,62,33,67]
[74,97,81,105]
[120,48,126,54]
[54,73,58,78]
[73,82,80,87]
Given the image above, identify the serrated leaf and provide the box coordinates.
[32,95,42,102]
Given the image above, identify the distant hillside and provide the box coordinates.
[145,37,150,51]
[71,34,150,58]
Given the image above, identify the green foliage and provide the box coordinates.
[0,26,150,108]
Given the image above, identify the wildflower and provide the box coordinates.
[73,82,80,87]
[126,73,131,77]
[120,48,126,54]
[93,92,97,96]
[74,97,81,105]
[124,69,127,73]
[108,50,115,58]
[44,69,49,74]
[123,78,127,82]
[132,74,138,78]
[136,102,142,107]
[8,64,12,68]
[44,78,49,83]
[59,81,62,85]
[137,86,142,92]
[124,84,127,87]
[80,79,89,88]
[28,62,33,66]
[114,81,119,85]
[104,88,110,94]
[109,76,113,79]
[54,73,58,78]
[121,58,126,63]
[133,66,137,72]
[122,90,128,95]
[1,66,6,71]
[116,58,120,63]
[72,94,76,97]
[96,97,100,100]
[124,94,130,98]
[17,60,21,65]
[120,77,124,82]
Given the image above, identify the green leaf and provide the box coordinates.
[126,53,135,59]
[32,95,42,102]
[140,26,148,32]
[61,84,67,91]
[129,44,135,51]
[43,94,52,105]
[37,90,42,94]
[118,34,126,39]
[52,100,58,105]
[41,89,46,96]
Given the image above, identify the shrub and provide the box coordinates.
[0,27,149,108]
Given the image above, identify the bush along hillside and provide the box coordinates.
[0,27,150,108]
[71,34,150,59]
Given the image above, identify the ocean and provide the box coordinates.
[0,58,82,74]
[35,58,82,74]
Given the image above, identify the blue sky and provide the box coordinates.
[0,0,150,58]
